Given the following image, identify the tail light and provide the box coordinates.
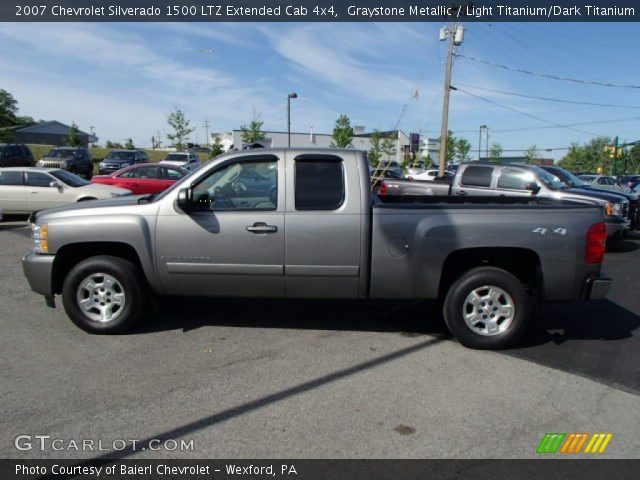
[407,176,414,181]
[378,181,388,196]
[585,221,607,264]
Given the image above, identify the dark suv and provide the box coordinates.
[37,147,93,178]
[98,150,148,175]
[0,144,34,167]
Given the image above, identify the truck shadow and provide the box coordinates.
[138,297,640,394]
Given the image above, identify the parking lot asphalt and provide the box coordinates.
[0,218,638,459]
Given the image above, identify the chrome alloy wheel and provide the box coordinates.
[76,273,126,323]
[463,285,514,336]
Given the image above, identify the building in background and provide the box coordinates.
[14,121,97,147]
[420,138,441,165]
[213,128,412,163]
[477,156,554,165]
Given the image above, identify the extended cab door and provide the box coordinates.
[284,152,363,298]
[155,154,285,297]
[453,165,495,196]
[495,166,539,197]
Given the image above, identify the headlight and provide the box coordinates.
[37,160,44,166]
[604,202,622,217]
[121,162,131,167]
[60,160,68,167]
[99,162,106,168]
[31,224,49,254]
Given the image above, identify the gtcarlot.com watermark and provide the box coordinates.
[14,434,194,452]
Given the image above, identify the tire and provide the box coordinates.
[442,267,531,349]
[61,255,144,334]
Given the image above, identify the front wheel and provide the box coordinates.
[443,267,531,349]
[61,255,143,334]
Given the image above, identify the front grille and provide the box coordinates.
[40,161,62,168]
[101,164,122,171]
[622,202,630,220]
[629,202,640,229]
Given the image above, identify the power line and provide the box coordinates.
[455,54,640,89]
[453,116,640,134]
[453,86,600,136]
[453,83,640,109]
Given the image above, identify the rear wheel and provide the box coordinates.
[61,255,143,334]
[443,267,531,349]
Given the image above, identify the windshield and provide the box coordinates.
[50,169,90,187]
[106,151,135,161]
[535,168,566,191]
[164,154,188,162]
[46,149,75,158]
[559,169,587,188]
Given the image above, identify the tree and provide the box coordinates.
[105,140,123,149]
[125,138,135,150]
[524,145,540,164]
[240,116,266,145]
[0,89,19,142]
[330,114,354,148]
[558,137,611,173]
[445,131,456,162]
[489,143,503,163]
[381,135,395,161]
[209,136,224,158]
[626,143,640,174]
[166,107,195,150]
[66,122,82,147]
[368,130,382,166]
[455,138,471,163]
[0,89,18,128]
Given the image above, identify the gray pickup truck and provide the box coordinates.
[381,162,630,238]
[22,148,611,349]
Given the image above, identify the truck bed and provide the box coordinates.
[375,194,600,209]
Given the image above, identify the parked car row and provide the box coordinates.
[0,167,131,214]
[378,162,635,239]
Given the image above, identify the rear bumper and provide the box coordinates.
[582,273,612,300]
[22,252,55,297]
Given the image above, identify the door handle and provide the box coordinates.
[29,191,38,194]
[246,222,278,234]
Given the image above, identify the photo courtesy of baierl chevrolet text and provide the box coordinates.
[0,0,638,479]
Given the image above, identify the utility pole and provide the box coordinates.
[613,136,619,176]
[437,19,464,177]
[204,118,210,148]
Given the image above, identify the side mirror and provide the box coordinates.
[49,181,63,192]
[525,182,541,194]
[176,188,193,212]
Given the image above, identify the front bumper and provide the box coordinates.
[582,273,612,300]
[605,217,628,238]
[22,252,55,297]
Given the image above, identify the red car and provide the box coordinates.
[91,163,186,195]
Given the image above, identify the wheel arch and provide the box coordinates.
[438,247,542,300]
[52,242,146,295]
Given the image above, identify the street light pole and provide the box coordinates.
[287,92,297,147]
[478,125,486,161]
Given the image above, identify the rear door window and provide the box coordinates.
[497,168,531,190]
[460,166,493,187]
[0,170,24,185]
[295,157,344,210]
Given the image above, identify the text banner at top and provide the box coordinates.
[3,0,640,22]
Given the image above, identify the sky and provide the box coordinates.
[1,21,639,160]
